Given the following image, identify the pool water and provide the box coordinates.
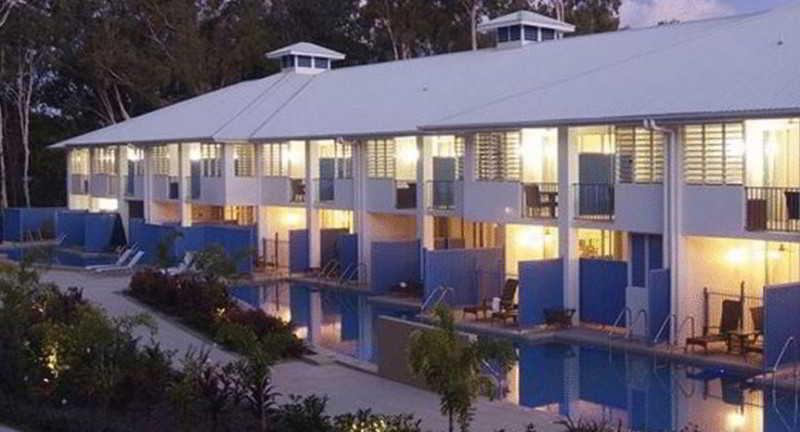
[503,343,799,432]
[232,284,800,432]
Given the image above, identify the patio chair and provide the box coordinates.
[94,251,145,274]
[163,252,195,276]
[462,278,519,320]
[85,246,137,271]
[743,306,764,355]
[686,299,742,354]
[524,184,557,218]
[544,308,576,328]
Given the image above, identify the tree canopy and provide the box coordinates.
[0,0,621,208]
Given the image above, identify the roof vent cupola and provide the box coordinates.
[267,42,346,75]
[478,11,575,49]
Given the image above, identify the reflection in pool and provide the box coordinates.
[231,284,800,432]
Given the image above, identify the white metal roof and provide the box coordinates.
[477,10,576,33]
[266,42,346,60]
[52,3,800,148]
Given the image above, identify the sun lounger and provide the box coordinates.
[743,306,764,355]
[686,299,742,354]
[85,246,137,271]
[164,252,195,276]
[463,278,519,320]
[94,251,145,274]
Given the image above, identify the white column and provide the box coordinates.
[179,143,192,227]
[558,126,580,319]
[143,146,153,222]
[353,140,371,282]
[255,144,267,257]
[117,145,129,234]
[416,135,434,249]
[306,140,321,268]
[667,126,685,344]
[65,149,74,209]
[308,289,323,345]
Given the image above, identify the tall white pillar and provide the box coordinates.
[142,146,153,223]
[352,139,372,283]
[306,140,321,268]
[416,135,434,250]
[65,149,74,209]
[558,126,580,319]
[667,126,685,344]
[179,143,192,227]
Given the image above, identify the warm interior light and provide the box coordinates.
[127,148,142,162]
[399,146,420,164]
[284,213,302,226]
[726,139,745,157]
[94,198,118,212]
[726,248,747,265]
[189,148,202,162]
[516,228,544,249]
[726,411,746,430]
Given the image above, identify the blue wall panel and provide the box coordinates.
[289,229,310,273]
[579,346,627,409]
[339,293,360,341]
[56,210,87,247]
[631,234,646,287]
[765,283,800,368]
[84,213,124,253]
[2,209,20,241]
[423,248,503,306]
[370,240,420,294]
[648,235,663,271]
[648,269,671,341]
[320,228,348,268]
[580,259,628,326]
[336,234,358,272]
[289,284,311,328]
[2,208,61,241]
[518,343,567,409]
[519,259,564,326]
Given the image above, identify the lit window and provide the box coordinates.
[200,144,223,177]
[234,144,255,177]
[684,122,744,185]
[615,126,665,184]
[92,147,117,175]
[476,132,521,182]
[153,145,171,176]
[367,139,396,178]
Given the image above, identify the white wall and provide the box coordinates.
[226,177,260,205]
[463,181,522,223]
[682,186,745,237]
[614,183,663,234]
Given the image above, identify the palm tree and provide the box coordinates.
[408,305,516,432]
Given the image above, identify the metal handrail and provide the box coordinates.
[653,313,677,346]
[421,286,453,313]
[627,309,649,340]
[338,262,366,285]
[771,337,799,391]
[336,263,355,284]
[319,260,340,280]
[481,359,506,399]
[607,307,632,341]
[677,316,697,352]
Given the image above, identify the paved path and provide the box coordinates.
[41,269,562,432]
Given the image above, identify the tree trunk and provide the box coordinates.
[0,102,8,208]
[469,1,480,51]
[15,52,33,207]
[448,409,454,432]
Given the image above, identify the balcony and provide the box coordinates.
[521,183,558,219]
[89,174,118,197]
[153,175,180,201]
[185,176,225,205]
[395,180,417,210]
[314,178,354,208]
[124,175,144,198]
[745,187,800,233]
[426,180,461,212]
[261,177,305,206]
[70,174,89,195]
[574,183,614,221]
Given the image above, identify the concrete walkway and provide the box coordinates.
[41,269,562,432]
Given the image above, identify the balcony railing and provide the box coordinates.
[290,178,306,204]
[745,187,800,232]
[574,183,615,221]
[426,180,456,211]
[168,176,180,200]
[315,178,335,203]
[70,174,89,195]
[522,182,558,219]
[395,180,417,209]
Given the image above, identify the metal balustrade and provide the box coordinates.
[395,180,417,209]
[574,183,615,221]
[745,186,800,232]
[522,182,558,219]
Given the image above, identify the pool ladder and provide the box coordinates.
[651,314,696,351]
[421,285,453,313]
[606,308,649,343]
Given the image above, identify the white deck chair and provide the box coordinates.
[85,246,137,271]
[94,251,145,274]
[165,252,195,276]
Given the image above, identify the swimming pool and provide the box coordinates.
[232,284,799,431]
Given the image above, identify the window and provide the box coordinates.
[92,147,117,175]
[314,57,329,69]
[70,149,89,175]
[430,135,465,180]
[524,25,539,41]
[476,132,520,181]
[201,144,223,177]
[684,122,744,185]
[234,144,255,177]
[498,27,510,42]
[153,145,171,176]
[367,139,396,178]
[509,25,521,41]
[224,205,256,226]
[541,28,556,40]
[281,55,294,68]
[615,126,665,184]
[263,142,289,176]
[297,56,312,67]
[318,140,353,179]
[126,146,144,176]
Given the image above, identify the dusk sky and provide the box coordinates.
[620,0,793,27]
